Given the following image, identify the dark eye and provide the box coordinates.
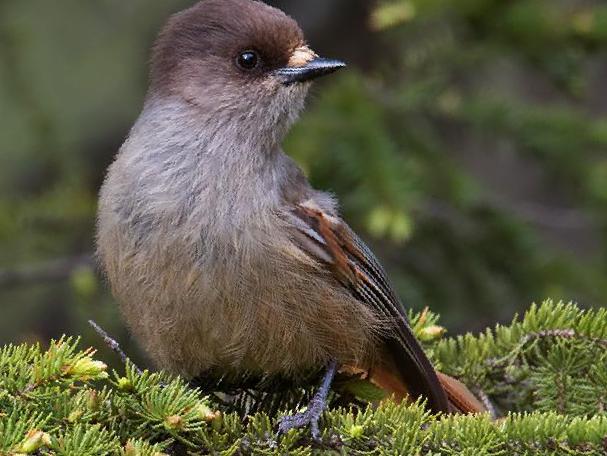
[237,50,259,70]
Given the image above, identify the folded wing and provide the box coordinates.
[289,202,451,412]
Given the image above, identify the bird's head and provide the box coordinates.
[149,0,345,142]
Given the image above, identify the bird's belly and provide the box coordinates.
[115,246,383,379]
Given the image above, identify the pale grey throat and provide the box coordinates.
[104,90,312,249]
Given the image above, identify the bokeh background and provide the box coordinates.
[2,0,607,369]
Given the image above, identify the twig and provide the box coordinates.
[474,387,498,420]
[88,320,143,375]
[0,254,94,289]
[419,195,596,232]
[487,329,576,369]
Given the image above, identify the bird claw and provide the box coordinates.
[277,360,338,442]
[278,403,324,441]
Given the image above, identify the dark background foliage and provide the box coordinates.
[1,0,606,370]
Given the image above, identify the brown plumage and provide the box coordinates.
[151,0,304,96]
[96,0,485,434]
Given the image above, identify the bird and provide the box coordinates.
[96,0,485,439]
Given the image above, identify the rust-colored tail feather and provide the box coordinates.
[436,372,486,414]
[368,367,487,414]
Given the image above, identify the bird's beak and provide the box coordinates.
[276,46,346,85]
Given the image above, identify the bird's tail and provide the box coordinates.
[368,364,486,414]
[437,372,486,413]
[381,334,450,413]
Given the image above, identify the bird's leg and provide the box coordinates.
[278,360,338,441]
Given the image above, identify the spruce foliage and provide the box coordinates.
[2,300,607,455]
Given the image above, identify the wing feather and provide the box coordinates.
[289,203,450,412]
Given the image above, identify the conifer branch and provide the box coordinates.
[2,301,607,453]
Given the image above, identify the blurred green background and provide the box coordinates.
[1,0,607,369]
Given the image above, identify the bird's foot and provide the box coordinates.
[278,395,326,441]
[277,360,337,442]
